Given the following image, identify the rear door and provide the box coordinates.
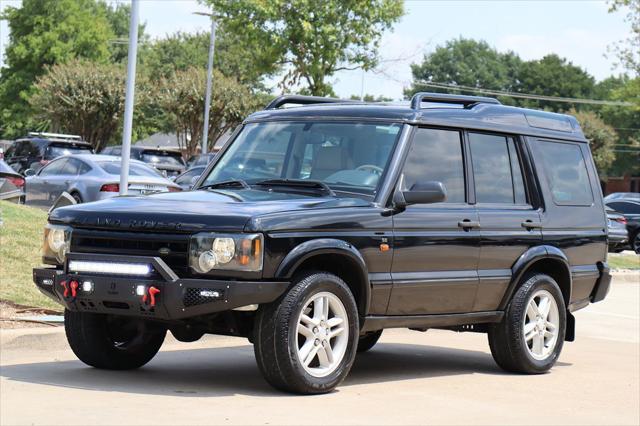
[42,157,83,206]
[26,158,67,205]
[388,127,480,315]
[469,132,542,311]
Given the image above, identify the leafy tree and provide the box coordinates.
[0,0,115,138]
[99,2,148,64]
[206,0,404,96]
[349,94,393,102]
[405,38,522,100]
[608,0,640,75]
[157,67,262,156]
[570,109,617,175]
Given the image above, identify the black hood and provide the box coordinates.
[49,189,371,233]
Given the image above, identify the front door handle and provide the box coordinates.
[521,221,543,229]
[458,220,480,229]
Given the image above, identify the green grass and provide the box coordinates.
[0,201,60,310]
[609,252,640,270]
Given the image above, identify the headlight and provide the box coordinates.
[43,224,72,264]
[189,233,263,273]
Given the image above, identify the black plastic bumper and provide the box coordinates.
[591,262,612,303]
[33,253,289,321]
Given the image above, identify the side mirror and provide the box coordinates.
[24,169,35,177]
[394,180,447,207]
[48,191,77,214]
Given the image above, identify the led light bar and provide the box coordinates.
[68,260,152,276]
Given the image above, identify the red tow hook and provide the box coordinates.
[60,280,78,301]
[141,286,160,308]
[70,280,79,298]
[60,280,68,297]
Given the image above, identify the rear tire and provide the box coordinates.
[253,271,359,394]
[488,273,566,374]
[357,330,383,353]
[64,310,166,370]
[70,192,83,204]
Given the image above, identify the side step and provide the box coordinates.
[361,311,504,333]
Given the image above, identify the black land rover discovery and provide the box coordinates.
[34,93,612,394]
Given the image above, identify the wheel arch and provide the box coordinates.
[499,245,572,310]
[275,238,370,316]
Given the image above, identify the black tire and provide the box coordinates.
[64,310,166,370]
[357,330,383,353]
[632,231,640,254]
[488,273,566,374]
[70,192,83,204]
[253,271,359,394]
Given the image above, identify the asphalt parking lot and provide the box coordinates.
[1,276,638,426]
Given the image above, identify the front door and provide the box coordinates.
[388,127,480,315]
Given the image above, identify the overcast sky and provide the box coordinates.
[0,0,631,100]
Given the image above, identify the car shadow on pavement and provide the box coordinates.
[0,342,571,397]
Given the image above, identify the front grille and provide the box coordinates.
[71,229,191,276]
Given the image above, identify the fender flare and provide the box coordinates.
[275,238,370,315]
[498,245,572,310]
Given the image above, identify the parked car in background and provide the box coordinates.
[25,154,181,208]
[186,153,217,168]
[3,133,93,174]
[604,192,640,203]
[172,165,207,190]
[0,159,25,203]
[605,199,640,253]
[101,146,186,177]
[606,207,629,252]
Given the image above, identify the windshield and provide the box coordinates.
[98,161,164,177]
[200,121,401,196]
[141,151,185,166]
[45,144,92,159]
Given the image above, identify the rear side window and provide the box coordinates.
[469,133,528,204]
[402,128,465,203]
[39,158,68,176]
[537,140,593,206]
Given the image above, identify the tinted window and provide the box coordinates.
[402,128,465,203]
[39,159,67,176]
[537,141,593,206]
[45,144,92,159]
[175,168,204,185]
[141,151,185,166]
[60,158,81,175]
[470,133,527,204]
[607,201,640,215]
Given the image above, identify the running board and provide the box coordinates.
[361,311,504,333]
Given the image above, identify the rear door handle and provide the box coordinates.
[521,221,543,229]
[458,220,480,229]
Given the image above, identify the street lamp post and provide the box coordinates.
[194,12,217,155]
[119,0,140,195]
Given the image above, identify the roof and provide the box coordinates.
[247,93,587,143]
[61,154,146,166]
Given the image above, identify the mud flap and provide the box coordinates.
[565,311,575,342]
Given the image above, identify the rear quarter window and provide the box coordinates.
[537,140,593,206]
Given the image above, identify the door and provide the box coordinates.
[388,128,480,315]
[26,158,67,206]
[42,157,83,207]
[468,133,542,312]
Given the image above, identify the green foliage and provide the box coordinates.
[349,94,393,102]
[570,109,617,174]
[608,0,640,75]
[0,0,115,138]
[99,2,148,64]
[206,0,404,96]
[157,68,262,156]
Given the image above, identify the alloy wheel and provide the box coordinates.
[523,289,560,360]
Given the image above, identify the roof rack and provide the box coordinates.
[265,95,355,110]
[28,132,82,140]
[410,92,501,109]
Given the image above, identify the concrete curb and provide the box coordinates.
[611,270,640,284]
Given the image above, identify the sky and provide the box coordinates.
[0,0,632,100]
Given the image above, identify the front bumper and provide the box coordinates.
[33,253,289,321]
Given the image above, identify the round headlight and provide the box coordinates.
[198,250,217,272]
[212,238,235,264]
[48,228,66,251]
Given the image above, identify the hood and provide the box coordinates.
[49,189,371,233]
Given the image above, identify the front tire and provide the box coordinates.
[253,272,359,394]
[64,310,166,370]
[488,273,566,374]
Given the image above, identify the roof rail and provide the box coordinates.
[28,132,82,140]
[410,92,501,109]
[265,95,355,110]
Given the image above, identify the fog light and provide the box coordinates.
[198,250,217,273]
[82,280,94,293]
[136,285,146,296]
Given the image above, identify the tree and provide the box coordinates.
[349,94,393,102]
[29,60,129,151]
[0,0,115,138]
[206,0,404,96]
[608,0,640,75]
[405,38,522,100]
[99,2,148,64]
[157,68,262,157]
[570,109,617,175]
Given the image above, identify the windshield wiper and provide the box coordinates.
[198,179,251,190]
[254,179,335,196]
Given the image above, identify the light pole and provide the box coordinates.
[119,0,140,195]
[194,11,217,155]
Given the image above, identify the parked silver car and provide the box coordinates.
[0,159,25,203]
[24,154,181,207]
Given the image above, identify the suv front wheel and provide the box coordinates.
[253,272,359,394]
[488,273,566,374]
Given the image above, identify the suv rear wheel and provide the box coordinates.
[65,310,166,370]
[253,271,359,394]
[488,273,566,374]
